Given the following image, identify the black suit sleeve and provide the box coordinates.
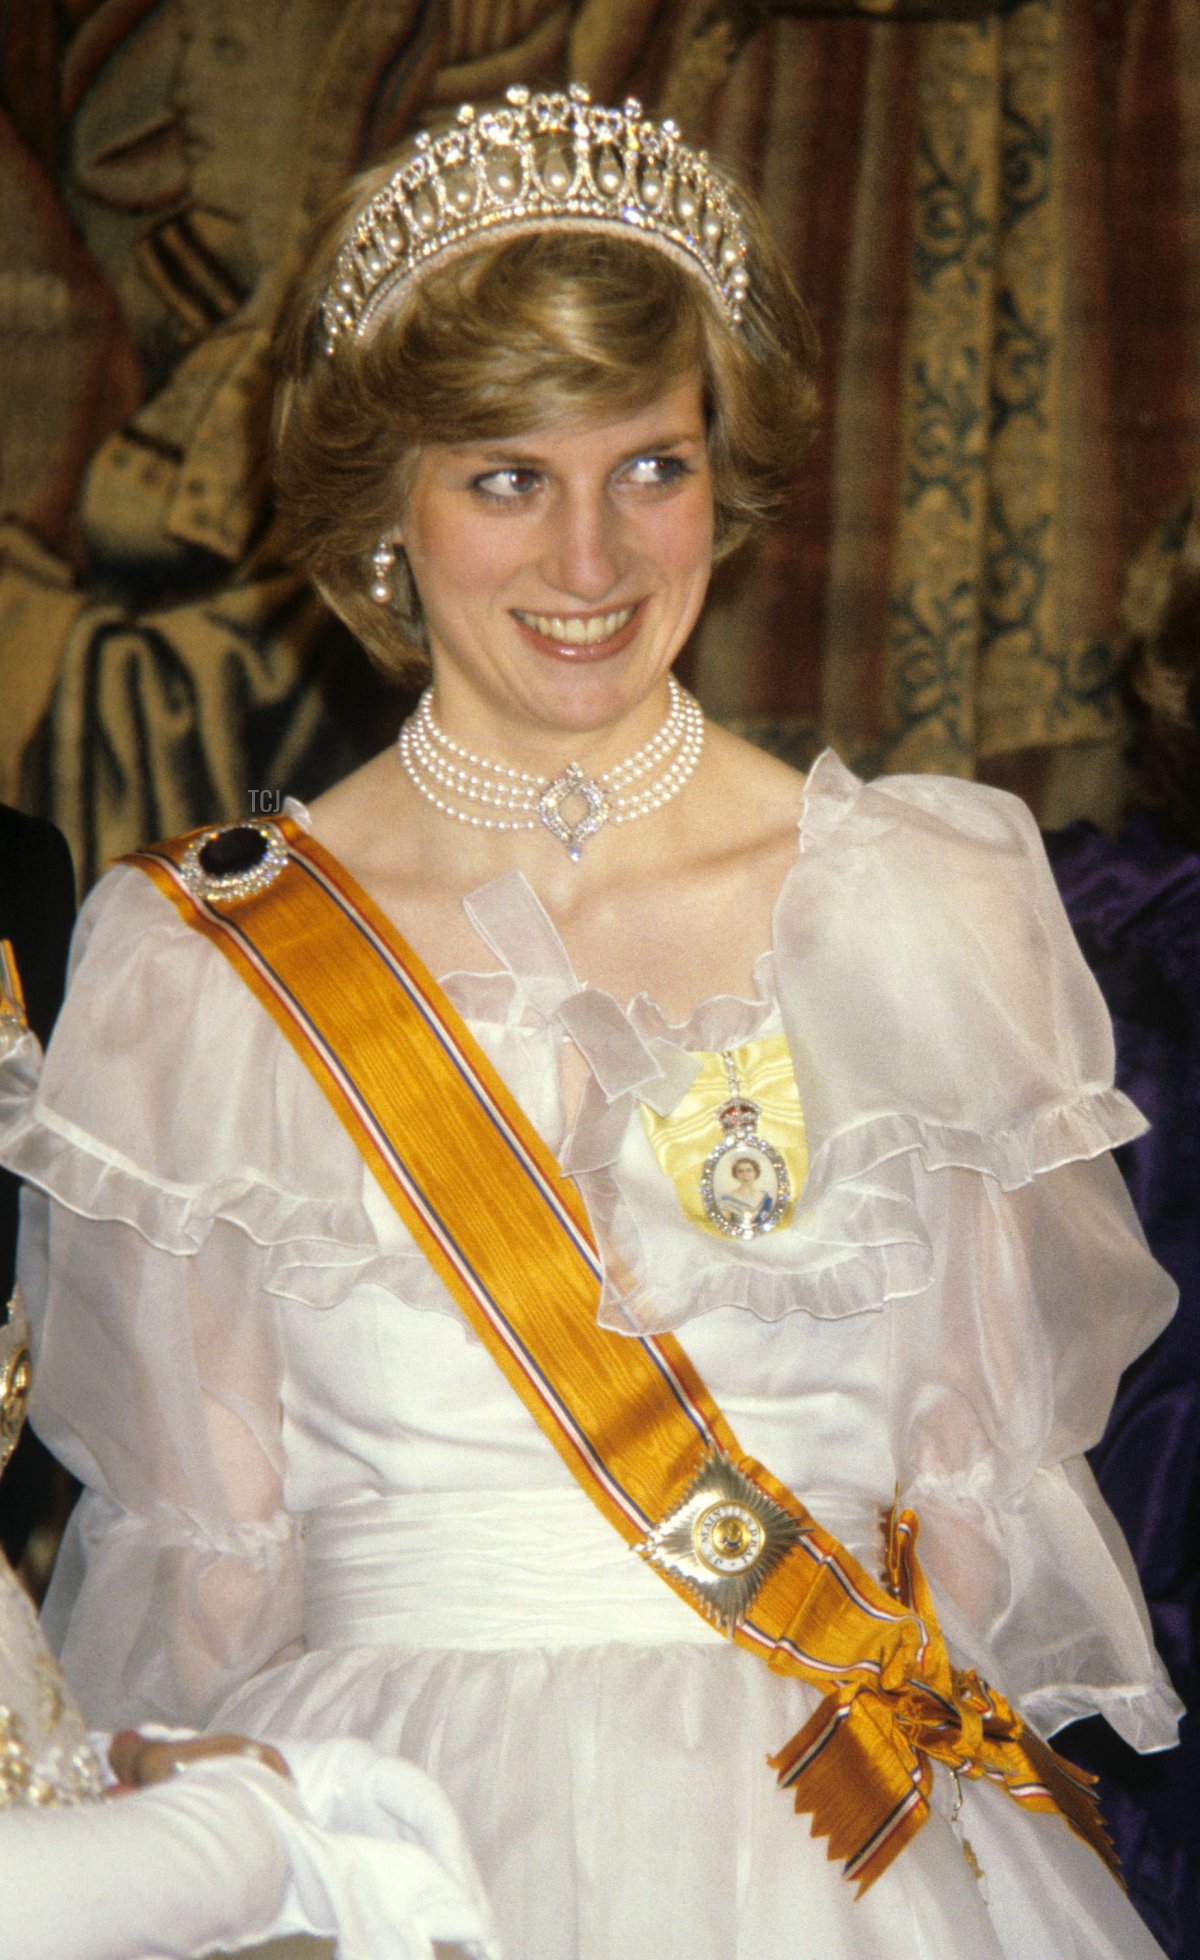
[0,804,76,1049]
[0,805,77,1564]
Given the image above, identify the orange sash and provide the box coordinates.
[127,820,1116,1893]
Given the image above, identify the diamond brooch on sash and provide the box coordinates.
[639,1450,801,1631]
[180,822,289,904]
[699,1050,792,1239]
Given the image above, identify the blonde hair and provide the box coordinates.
[272,155,819,677]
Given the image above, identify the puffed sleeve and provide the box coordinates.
[760,755,1161,1322]
[1,865,385,1727]
[778,757,1180,1748]
[784,755,1148,1195]
[21,1194,302,1728]
[886,1151,1180,1750]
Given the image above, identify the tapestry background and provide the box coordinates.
[2,0,1199,888]
[2,7,1199,1957]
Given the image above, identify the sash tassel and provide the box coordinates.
[769,1509,1120,1892]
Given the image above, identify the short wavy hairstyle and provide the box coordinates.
[272,147,819,678]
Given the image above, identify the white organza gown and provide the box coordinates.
[5,754,1182,1958]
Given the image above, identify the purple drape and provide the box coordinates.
[1047,815,1200,1959]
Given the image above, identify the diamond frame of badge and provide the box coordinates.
[638,1450,802,1632]
[700,1126,792,1240]
[180,822,290,905]
[536,763,610,861]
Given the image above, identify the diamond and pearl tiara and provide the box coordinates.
[321,82,751,357]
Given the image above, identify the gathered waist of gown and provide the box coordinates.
[300,1483,885,1652]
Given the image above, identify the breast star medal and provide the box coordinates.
[699,1051,792,1240]
[638,1450,802,1631]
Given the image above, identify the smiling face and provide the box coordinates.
[393,372,714,754]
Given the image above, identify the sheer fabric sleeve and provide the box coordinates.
[3,866,369,1727]
[23,1192,303,1729]
[885,1124,1180,1751]
[785,757,1147,1195]
[779,761,1180,1747]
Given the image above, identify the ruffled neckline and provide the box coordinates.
[0,752,1152,1342]
[287,746,860,1037]
[283,749,1148,1339]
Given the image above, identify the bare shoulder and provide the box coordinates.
[696,721,809,845]
[306,749,395,837]
[300,747,489,975]
[305,749,420,876]
[545,724,808,1013]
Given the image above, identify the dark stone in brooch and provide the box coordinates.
[198,824,270,877]
[180,821,289,904]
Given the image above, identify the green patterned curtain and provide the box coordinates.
[692,0,1200,823]
[2,0,1198,884]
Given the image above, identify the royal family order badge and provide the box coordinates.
[699,1051,792,1240]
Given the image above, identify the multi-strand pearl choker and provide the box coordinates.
[398,676,705,860]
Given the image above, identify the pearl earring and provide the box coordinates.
[370,539,394,605]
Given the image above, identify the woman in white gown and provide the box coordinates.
[4,85,1182,1960]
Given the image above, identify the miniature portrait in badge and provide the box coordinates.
[701,1129,791,1239]
[716,1150,777,1229]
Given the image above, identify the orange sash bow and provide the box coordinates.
[128,819,1116,1893]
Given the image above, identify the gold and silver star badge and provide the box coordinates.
[638,1451,801,1632]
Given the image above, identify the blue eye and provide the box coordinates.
[622,454,691,488]
[472,468,542,501]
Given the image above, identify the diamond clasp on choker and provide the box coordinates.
[535,763,610,862]
[398,676,705,860]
